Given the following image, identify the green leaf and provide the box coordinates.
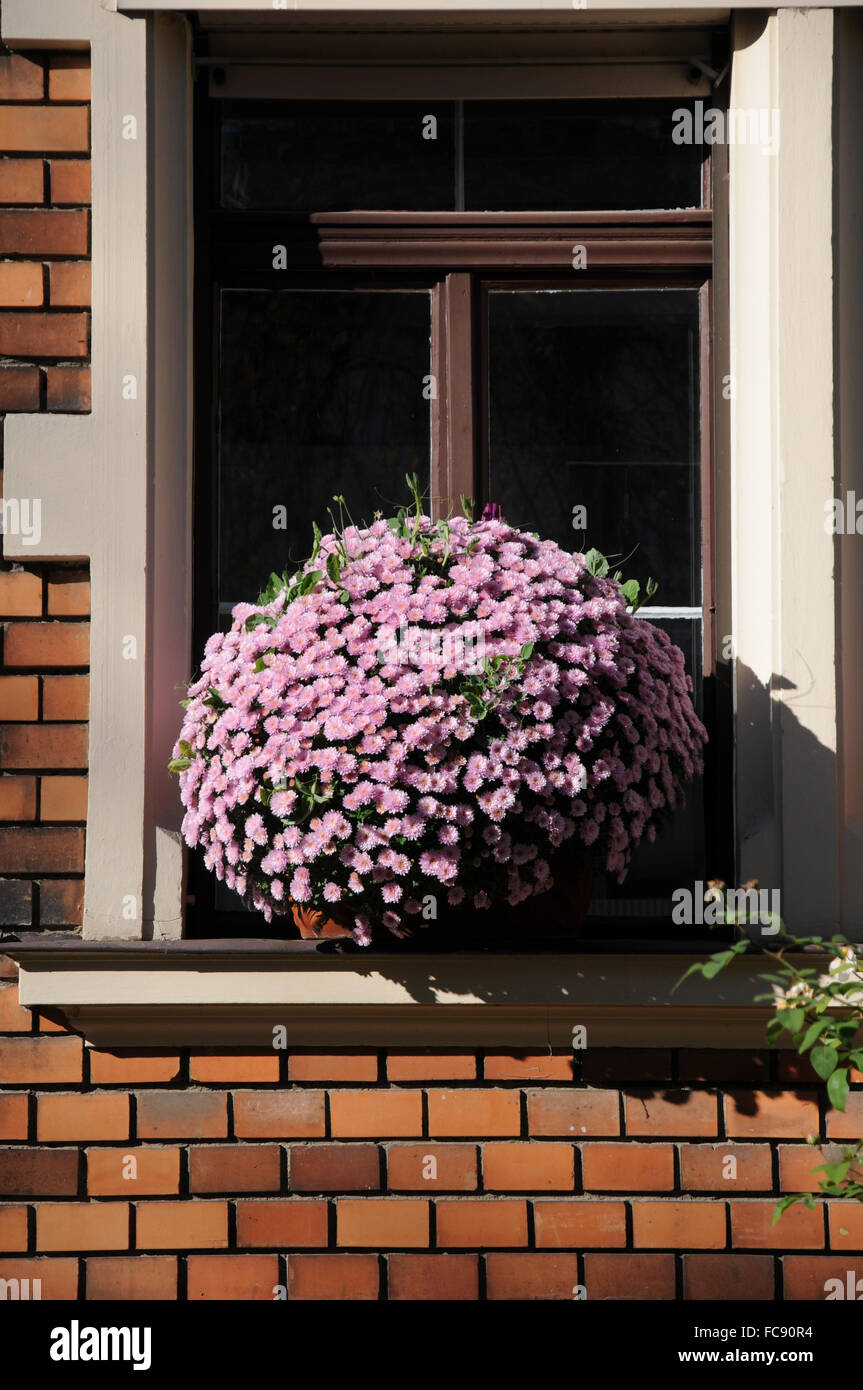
[178,697,191,709]
[700,949,736,979]
[645,577,659,599]
[520,642,534,661]
[584,548,609,579]
[810,1044,840,1080]
[827,1067,850,1112]
[798,1018,831,1053]
[619,578,640,605]
[781,1009,805,1034]
[253,657,268,673]
[326,552,341,584]
[338,588,350,604]
[772,1193,813,1224]
[167,756,191,773]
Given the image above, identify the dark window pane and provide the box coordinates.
[464,99,704,211]
[487,288,701,607]
[218,289,431,604]
[219,100,455,211]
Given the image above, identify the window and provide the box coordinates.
[192,83,725,942]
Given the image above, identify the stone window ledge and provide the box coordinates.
[0,939,797,1048]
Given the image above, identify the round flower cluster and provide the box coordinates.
[173,515,707,944]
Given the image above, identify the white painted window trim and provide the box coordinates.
[0,5,854,1038]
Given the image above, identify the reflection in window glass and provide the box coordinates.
[218,289,431,606]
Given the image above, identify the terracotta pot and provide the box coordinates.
[289,901,356,939]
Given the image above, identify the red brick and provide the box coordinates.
[581,1142,674,1192]
[189,1145,281,1194]
[486,1252,582,1300]
[0,571,41,616]
[0,1256,77,1299]
[36,1012,68,1033]
[584,1252,675,1300]
[0,955,18,979]
[0,160,43,203]
[37,1202,128,1252]
[783,1256,863,1300]
[388,1253,478,1300]
[4,623,89,667]
[779,1054,858,1085]
[0,1204,28,1250]
[40,776,87,822]
[436,1199,527,1248]
[624,1090,718,1137]
[337,1198,429,1248]
[290,1143,380,1193]
[0,1093,29,1140]
[0,1035,82,1084]
[47,261,90,308]
[534,1200,627,1249]
[0,58,44,102]
[85,1255,176,1301]
[0,365,39,410]
[0,311,87,357]
[330,1089,422,1138]
[0,262,41,307]
[137,1201,228,1251]
[0,725,88,770]
[428,1088,520,1138]
[828,1203,863,1250]
[528,1089,619,1137]
[87,1147,180,1197]
[725,1090,819,1139]
[0,827,83,872]
[482,1142,574,1192]
[46,578,90,617]
[633,1200,726,1249]
[386,1049,475,1082]
[683,1253,775,1300]
[288,1253,379,1301]
[730,1200,824,1248]
[190,1050,279,1084]
[236,1200,328,1249]
[49,160,90,205]
[580,1049,673,1084]
[37,1093,129,1142]
[484,1050,574,1082]
[0,1148,78,1196]
[0,679,39,721]
[289,1049,377,1082]
[679,1050,771,1083]
[779,1145,834,1193]
[386,1144,476,1192]
[48,57,90,103]
[0,109,88,155]
[42,676,89,722]
[0,880,32,926]
[826,1092,863,1139]
[0,979,31,1030]
[136,1090,227,1141]
[233,1090,324,1140]
[38,878,83,926]
[89,1049,180,1085]
[188,1254,279,1301]
[45,366,90,413]
[679,1143,773,1192]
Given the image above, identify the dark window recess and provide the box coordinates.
[218,99,705,213]
[217,288,431,609]
[488,289,700,607]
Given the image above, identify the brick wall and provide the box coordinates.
[1,961,859,1301]
[0,49,90,935]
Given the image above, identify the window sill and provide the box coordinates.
[2,938,796,1048]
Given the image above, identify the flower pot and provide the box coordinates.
[289,851,599,944]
